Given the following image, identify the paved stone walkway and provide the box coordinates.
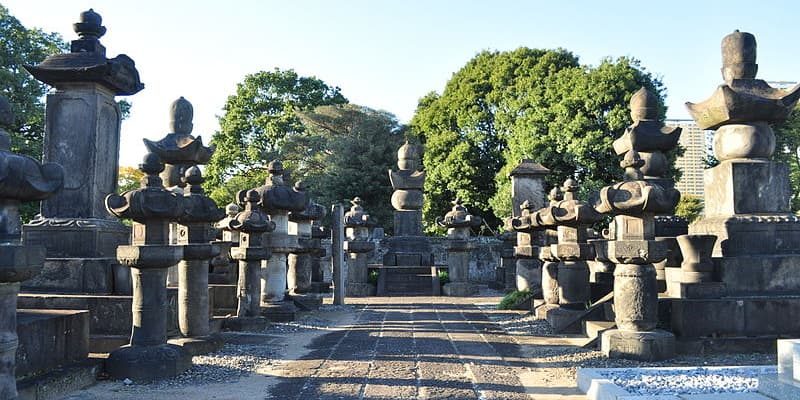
[266,297,583,399]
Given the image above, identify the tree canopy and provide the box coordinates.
[292,104,405,229]
[410,47,665,232]
[205,68,347,204]
[0,4,65,156]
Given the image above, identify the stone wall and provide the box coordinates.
[323,236,503,283]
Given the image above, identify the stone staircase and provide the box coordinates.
[376,266,441,296]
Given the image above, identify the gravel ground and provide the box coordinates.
[494,312,556,336]
[601,367,761,395]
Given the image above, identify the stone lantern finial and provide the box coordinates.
[561,178,578,201]
[73,9,106,40]
[170,97,194,135]
[630,87,659,122]
[721,29,757,82]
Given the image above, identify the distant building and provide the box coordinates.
[666,119,713,198]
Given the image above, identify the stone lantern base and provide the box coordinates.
[168,334,224,356]
[601,329,675,361]
[346,282,376,297]
[261,301,297,322]
[106,343,191,381]
[442,282,477,297]
[224,316,268,331]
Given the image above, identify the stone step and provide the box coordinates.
[581,320,616,348]
[17,358,102,400]
[17,309,89,380]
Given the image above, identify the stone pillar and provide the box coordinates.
[167,167,223,355]
[245,161,306,321]
[0,96,63,399]
[331,204,346,305]
[499,232,517,292]
[309,220,330,293]
[288,193,325,309]
[438,199,481,296]
[597,151,677,361]
[105,153,190,381]
[343,198,376,296]
[227,190,273,331]
[22,9,144,295]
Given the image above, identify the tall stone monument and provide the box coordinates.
[244,160,306,320]
[596,151,679,361]
[104,153,190,380]
[0,96,63,399]
[381,141,434,294]
[437,198,482,296]
[343,197,377,296]
[509,160,549,292]
[669,31,800,345]
[23,9,143,294]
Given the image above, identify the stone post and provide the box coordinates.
[245,161,306,321]
[168,167,223,355]
[499,232,517,292]
[0,97,63,399]
[437,199,481,296]
[227,190,273,331]
[288,191,325,309]
[22,9,144,294]
[597,151,678,361]
[332,204,346,305]
[104,153,190,381]
[209,203,240,285]
[344,198,377,296]
[309,220,331,293]
[537,229,561,316]
[511,187,559,294]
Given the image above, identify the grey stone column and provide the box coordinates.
[0,95,63,398]
[309,221,330,293]
[261,210,296,320]
[344,198,376,297]
[105,153,190,381]
[437,199,481,296]
[332,204,346,305]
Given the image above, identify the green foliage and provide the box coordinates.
[368,269,379,285]
[411,48,665,232]
[0,4,65,157]
[497,289,531,310]
[675,194,704,223]
[292,104,405,230]
[437,269,449,285]
[774,104,800,212]
[205,68,347,204]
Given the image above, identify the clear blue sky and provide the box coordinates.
[5,0,800,167]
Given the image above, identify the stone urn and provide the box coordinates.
[676,234,717,283]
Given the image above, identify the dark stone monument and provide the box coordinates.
[0,96,64,399]
[104,153,190,381]
[344,198,376,297]
[437,199,481,296]
[596,151,678,361]
[227,190,273,331]
[23,9,143,294]
[509,160,549,293]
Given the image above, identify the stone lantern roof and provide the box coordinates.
[23,9,144,95]
[104,153,184,223]
[228,190,275,234]
[436,198,482,229]
[289,181,326,223]
[595,151,680,216]
[176,166,224,225]
[143,97,215,165]
[343,197,376,228]
[243,160,307,213]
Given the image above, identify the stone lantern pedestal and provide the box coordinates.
[344,198,376,297]
[262,211,298,321]
[288,196,325,309]
[442,239,477,296]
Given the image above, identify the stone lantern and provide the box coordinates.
[437,198,482,296]
[595,151,679,361]
[244,160,306,321]
[510,200,543,293]
[344,197,377,296]
[169,166,223,355]
[209,203,241,284]
[288,185,326,300]
[104,153,189,380]
[227,190,274,331]
[0,96,63,399]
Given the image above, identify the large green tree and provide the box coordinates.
[0,4,65,156]
[411,48,665,232]
[291,104,405,229]
[205,68,348,204]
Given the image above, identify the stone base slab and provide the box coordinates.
[17,358,103,400]
[22,257,129,295]
[544,306,585,333]
[690,214,800,257]
[666,281,727,299]
[17,309,89,379]
[670,295,800,338]
[442,282,478,297]
[105,343,191,382]
[23,218,130,258]
[703,159,791,216]
[290,293,324,310]
[716,255,800,295]
[223,316,268,332]
[168,334,224,356]
[346,282,375,297]
[310,281,331,293]
[261,301,296,322]
[534,302,560,320]
[601,329,675,361]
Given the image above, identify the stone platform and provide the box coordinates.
[17,309,89,379]
[374,265,441,296]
